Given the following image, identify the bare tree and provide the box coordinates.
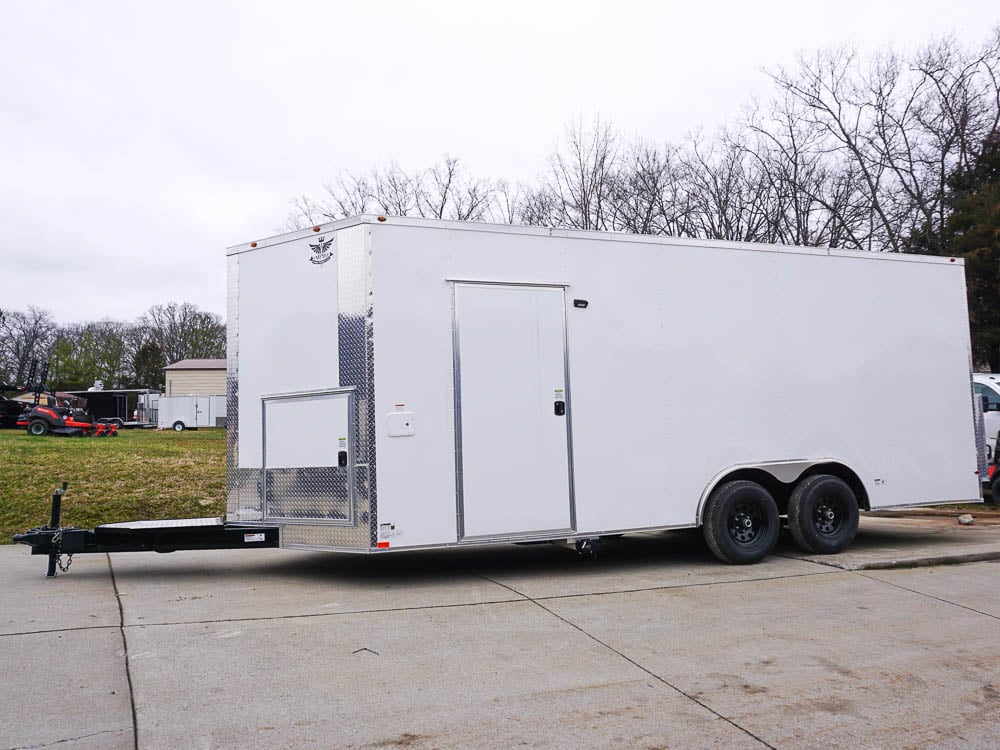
[0,306,57,384]
[487,180,525,224]
[326,171,375,219]
[282,27,1000,261]
[536,117,620,230]
[287,156,501,227]
[284,193,330,231]
[767,48,895,250]
[904,32,1000,248]
[740,96,869,248]
[673,130,784,243]
[367,162,419,216]
[138,302,225,366]
[420,157,497,221]
[609,140,692,236]
[516,183,563,227]
[766,33,1000,252]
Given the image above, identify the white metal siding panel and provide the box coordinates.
[371,223,979,548]
[235,227,356,468]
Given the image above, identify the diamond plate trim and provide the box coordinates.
[225,256,262,520]
[973,382,988,478]
[264,467,351,521]
[100,518,223,529]
[337,226,377,548]
[281,523,374,551]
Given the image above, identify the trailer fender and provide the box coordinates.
[695,459,869,525]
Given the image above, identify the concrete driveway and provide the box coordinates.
[3,513,1000,749]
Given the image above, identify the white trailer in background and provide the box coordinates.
[223,216,985,564]
[158,395,226,431]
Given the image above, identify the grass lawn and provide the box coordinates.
[0,427,225,543]
[4,427,991,544]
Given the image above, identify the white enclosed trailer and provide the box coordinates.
[224,216,985,564]
[158,395,226,431]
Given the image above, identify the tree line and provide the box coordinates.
[288,30,1000,367]
[0,302,225,392]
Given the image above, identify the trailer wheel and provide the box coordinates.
[702,480,780,564]
[28,419,50,436]
[172,421,185,432]
[787,474,859,554]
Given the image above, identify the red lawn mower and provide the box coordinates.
[18,405,118,437]
[12,361,118,438]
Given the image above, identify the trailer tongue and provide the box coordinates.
[14,484,279,577]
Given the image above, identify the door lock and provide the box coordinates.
[338,450,349,467]
[554,401,566,416]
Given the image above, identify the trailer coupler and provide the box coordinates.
[13,483,280,577]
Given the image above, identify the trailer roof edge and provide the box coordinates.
[226,215,378,255]
[226,215,964,266]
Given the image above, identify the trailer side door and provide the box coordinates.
[453,282,575,540]
[261,389,356,525]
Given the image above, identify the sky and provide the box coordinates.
[1,0,997,324]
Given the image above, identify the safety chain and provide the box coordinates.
[50,528,73,573]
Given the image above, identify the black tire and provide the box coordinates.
[702,480,780,564]
[990,476,1000,506]
[172,421,185,432]
[787,474,859,554]
[28,419,49,436]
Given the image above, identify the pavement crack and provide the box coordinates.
[0,624,118,638]
[854,571,1000,621]
[528,569,837,602]
[107,554,139,750]
[771,552,844,568]
[119,597,526,629]
[115,571,835,630]
[774,551,1000,571]
[7,727,128,750]
[4,568,833,637]
[474,573,776,750]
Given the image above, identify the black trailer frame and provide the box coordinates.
[14,484,279,576]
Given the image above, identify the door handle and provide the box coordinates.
[554,401,566,416]
[338,450,348,467]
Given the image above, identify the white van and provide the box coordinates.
[973,373,1000,460]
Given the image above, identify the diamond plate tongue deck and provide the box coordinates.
[98,518,224,530]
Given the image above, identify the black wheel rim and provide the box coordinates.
[813,495,844,535]
[728,502,765,545]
